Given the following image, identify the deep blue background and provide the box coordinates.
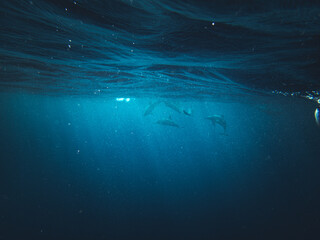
[1,93,320,239]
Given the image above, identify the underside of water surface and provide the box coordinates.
[0,0,320,99]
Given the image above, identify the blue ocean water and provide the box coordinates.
[1,1,320,239]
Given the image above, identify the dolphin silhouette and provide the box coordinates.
[206,114,227,133]
[144,101,161,116]
[156,116,180,128]
[164,101,182,113]
[182,108,192,116]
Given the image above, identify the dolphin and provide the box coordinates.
[156,116,180,128]
[206,114,227,133]
[164,101,182,114]
[315,107,320,127]
[144,101,161,116]
[182,108,192,116]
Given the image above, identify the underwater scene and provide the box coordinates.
[1,1,320,239]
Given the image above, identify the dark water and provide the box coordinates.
[1,1,320,239]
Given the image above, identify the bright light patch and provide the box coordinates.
[116,97,131,102]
